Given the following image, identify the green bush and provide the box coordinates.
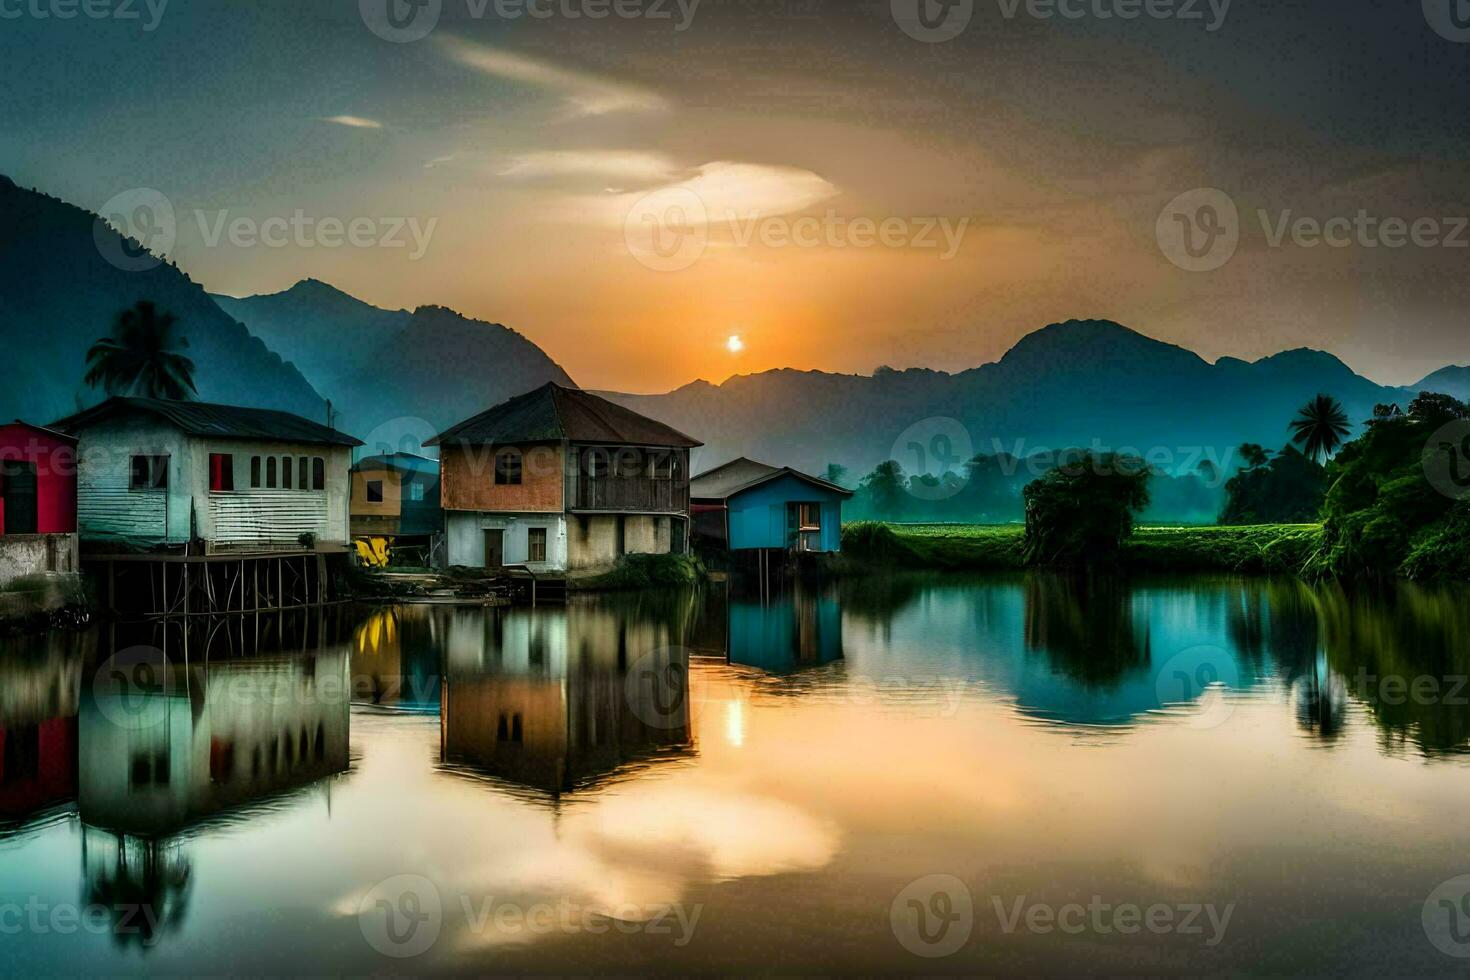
[1311,393,1470,581]
[577,553,705,591]
[1219,444,1327,524]
[1022,454,1151,565]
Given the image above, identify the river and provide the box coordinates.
[3,573,1469,974]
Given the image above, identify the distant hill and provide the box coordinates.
[604,320,1428,478]
[0,175,326,424]
[213,281,574,454]
[1414,365,1470,402]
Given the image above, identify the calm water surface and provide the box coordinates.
[3,574,1470,975]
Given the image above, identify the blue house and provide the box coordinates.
[689,458,852,553]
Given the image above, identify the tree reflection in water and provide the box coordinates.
[81,828,192,949]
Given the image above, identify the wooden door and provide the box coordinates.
[483,529,505,569]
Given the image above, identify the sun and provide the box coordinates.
[726,334,745,354]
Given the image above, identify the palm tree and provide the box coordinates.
[1288,394,1350,463]
[84,301,197,400]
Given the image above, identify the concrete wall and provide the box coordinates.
[0,534,79,588]
[445,511,567,572]
[566,514,677,572]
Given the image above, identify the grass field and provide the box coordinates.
[843,522,1323,575]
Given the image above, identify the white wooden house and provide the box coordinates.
[51,398,361,553]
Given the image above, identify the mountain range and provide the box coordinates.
[1,174,1462,480]
[603,321,1431,477]
[0,176,324,424]
[212,280,573,455]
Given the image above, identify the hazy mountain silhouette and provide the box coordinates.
[6,173,1460,473]
[1414,365,1470,402]
[214,281,574,454]
[0,175,326,424]
[606,320,1429,477]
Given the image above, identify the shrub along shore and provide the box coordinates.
[840,522,1325,577]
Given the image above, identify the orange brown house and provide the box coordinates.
[426,383,702,574]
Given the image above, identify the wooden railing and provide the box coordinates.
[566,446,691,513]
[571,474,687,513]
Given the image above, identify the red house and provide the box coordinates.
[0,421,79,587]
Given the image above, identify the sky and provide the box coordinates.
[0,0,1467,392]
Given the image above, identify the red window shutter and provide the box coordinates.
[210,454,234,492]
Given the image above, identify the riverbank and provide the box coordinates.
[841,522,1323,575]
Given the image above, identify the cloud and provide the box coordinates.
[437,36,668,117]
[585,160,840,226]
[320,115,383,130]
[500,150,679,183]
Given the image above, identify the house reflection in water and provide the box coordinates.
[690,584,844,674]
[351,606,444,712]
[73,612,353,945]
[440,598,698,799]
[0,631,86,838]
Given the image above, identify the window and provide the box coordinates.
[312,457,325,491]
[495,449,523,486]
[250,456,262,488]
[266,457,277,488]
[649,454,671,479]
[299,457,309,489]
[527,527,547,563]
[282,456,293,490]
[798,503,822,532]
[129,455,168,490]
[409,481,425,502]
[209,453,234,492]
[366,480,383,503]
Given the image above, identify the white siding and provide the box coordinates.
[197,441,352,549]
[75,418,190,544]
[208,491,331,546]
[75,423,353,550]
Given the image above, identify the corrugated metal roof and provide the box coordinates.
[352,452,440,475]
[2,420,78,444]
[50,397,362,447]
[691,457,853,500]
[427,383,702,449]
[690,457,782,499]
